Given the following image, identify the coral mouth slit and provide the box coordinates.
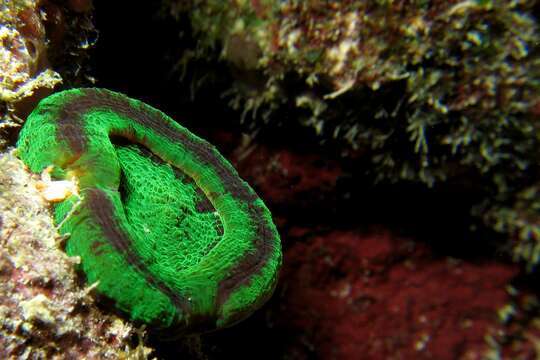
[17,88,282,334]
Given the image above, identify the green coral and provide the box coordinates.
[17,88,281,334]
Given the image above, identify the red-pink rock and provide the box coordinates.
[276,229,519,359]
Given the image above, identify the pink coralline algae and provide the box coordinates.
[0,150,152,359]
[277,229,524,359]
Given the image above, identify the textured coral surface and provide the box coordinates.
[17,88,282,334]
[0,150,152,359]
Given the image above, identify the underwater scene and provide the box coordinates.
[1,1,540,359]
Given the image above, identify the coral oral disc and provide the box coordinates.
[17,88,282,335]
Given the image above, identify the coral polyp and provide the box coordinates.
[17,88,282,335]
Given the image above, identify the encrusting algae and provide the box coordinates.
[0,150,153,359]
[0,0,96,150]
